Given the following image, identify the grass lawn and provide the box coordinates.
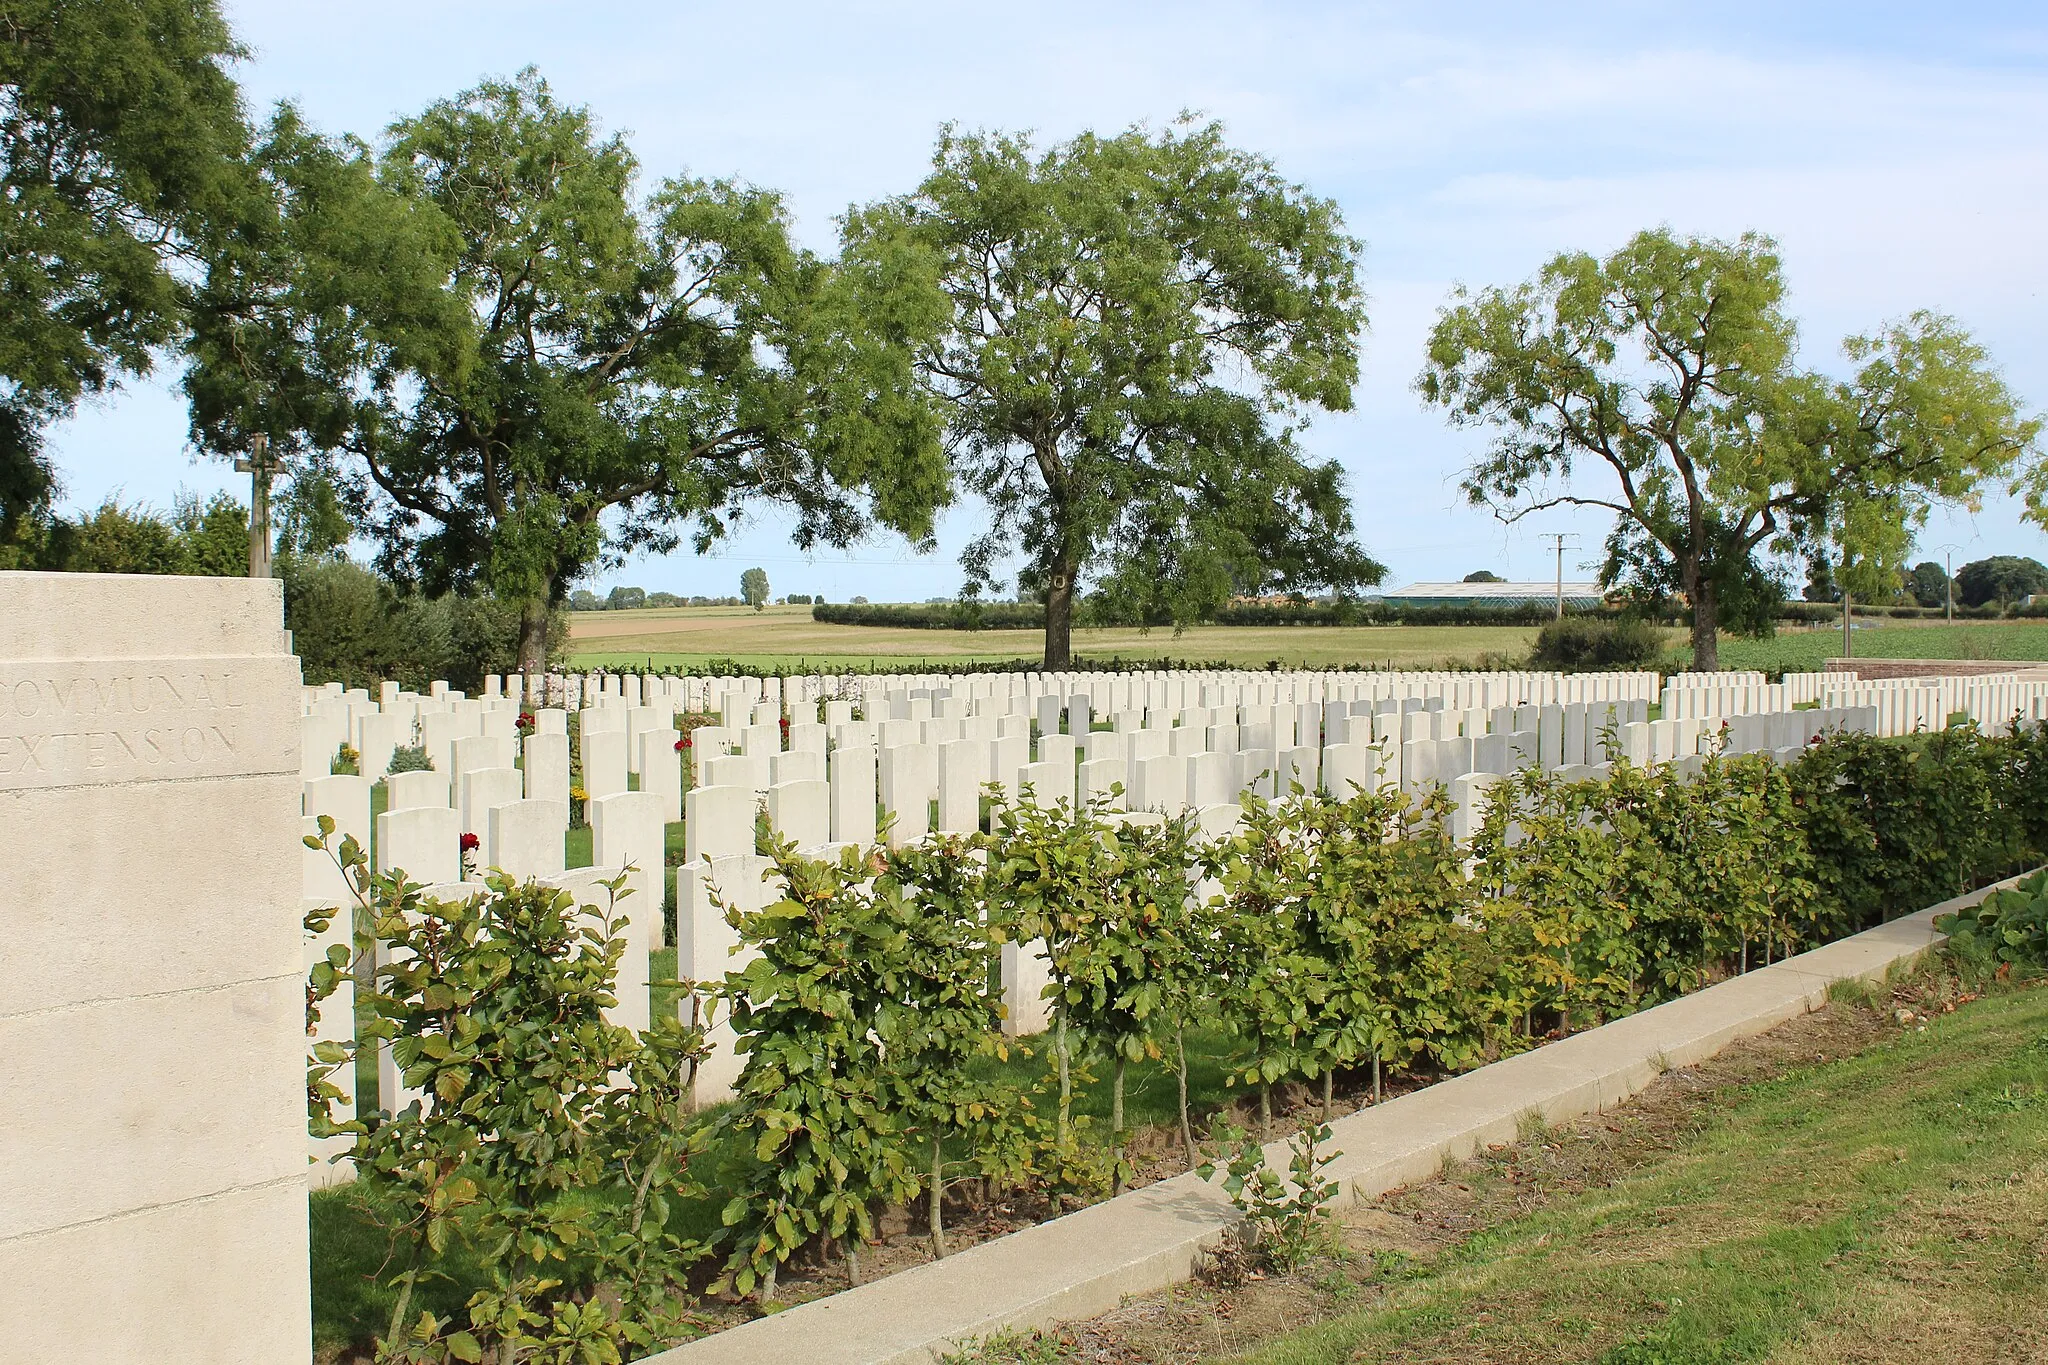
[969,965,2048,1364]
[566,604,1540,672]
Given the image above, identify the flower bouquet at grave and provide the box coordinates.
[331,743,361,776]
[459,831,480,879]
[516,711,536,738]
[570,784,589,828]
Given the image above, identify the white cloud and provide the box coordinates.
[43,0,2048,596]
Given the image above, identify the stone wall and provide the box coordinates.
[0,572,310,1363]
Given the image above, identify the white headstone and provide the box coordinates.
[488,799,568,881]
[685,784,755,865]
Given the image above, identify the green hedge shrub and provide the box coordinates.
[316,719,2048,1351]
[1527,615,1664,670]
[279,556,565,692]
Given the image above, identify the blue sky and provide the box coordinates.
[49,1,2048,599]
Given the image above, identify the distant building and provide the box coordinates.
[1373,580,1607,610]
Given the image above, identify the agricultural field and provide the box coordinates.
[1698,619,2048,673]
[566,603,1542,671]
[567,604,2048,675]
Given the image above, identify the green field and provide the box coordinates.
[568,604,2048,674]
[1689,620,2048,673]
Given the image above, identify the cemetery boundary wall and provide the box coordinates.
[645,872,2026,1365]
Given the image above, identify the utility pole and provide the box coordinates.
[1545,533,1577,619]
[234,434,275,579]
[1840,549,1852,661]
[1933,542,1962,625]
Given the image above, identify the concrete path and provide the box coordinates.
[648,875,2025,1365]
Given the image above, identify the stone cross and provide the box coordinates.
[232,433,277,579]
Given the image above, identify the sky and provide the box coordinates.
[47,0,2048,600]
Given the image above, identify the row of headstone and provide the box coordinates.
[1822,674,2048,737]
[298,661,2010,1132]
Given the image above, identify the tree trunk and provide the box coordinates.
[517,595,551,692]
[1111,1055,1127,1196]
[1689,570,1719,672]
[1055,1017,1072,1148]
[1175,1028,1195,1169]
[1042,551,1078,670]
[928,1135,946,1259]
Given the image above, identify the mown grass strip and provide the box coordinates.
[1238,982,2048,1365]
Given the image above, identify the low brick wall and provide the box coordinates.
[1825,659,2042,679]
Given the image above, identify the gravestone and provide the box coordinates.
[378,805,461,883]
[0,572,311,1361]
[524,731,570,806]
[589,791,666,984]
[385,767,447,811]
[580,726,628,799]
[637,730,683,824]
[685,784,754,865]
[488,798,568,880]
[828,745,877,846]
[768,779,831,847]
[459,766,523,838]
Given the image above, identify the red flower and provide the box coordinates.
[459,832,481,852]
[517,711,535,728]
[675,735,690,751]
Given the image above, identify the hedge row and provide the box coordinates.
[815,599,2046,633]
[811,600,1601,630]
[310,718,2048,1357]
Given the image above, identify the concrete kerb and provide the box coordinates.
[646,870,2034,1365]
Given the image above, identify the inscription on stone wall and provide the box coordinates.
[0,658,299,790]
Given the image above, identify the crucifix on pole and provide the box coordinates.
[233,434,276,579]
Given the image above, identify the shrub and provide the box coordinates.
[303,830,716,1362]
[1938,869,2048,966]
[309,712,2048,1347]
[1528,615,1663,670]
[278,556,565,692]
[386,744,432,774]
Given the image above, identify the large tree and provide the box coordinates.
[0,0,251,545]
[1955,555,2048,609]
[1419,229,2040,669]
[1905,560,1951,610]
[188,70,946,677]
[842,119,1382,667]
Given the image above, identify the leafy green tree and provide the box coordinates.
[1420,229,2040,668]
[1956,555,2048,608]
[1462,570,1504,583]
[1803,553,1839,604]
[170,490,247,575]
[843,119,1383,667]
[740,566,770,609]
[187,70,947,682]
[274,469,353,558]
[606,585,647,611]
[568,588,602,611]
[1905,560,1951,610]
[0,0,251,538]
[57,499,187,573]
